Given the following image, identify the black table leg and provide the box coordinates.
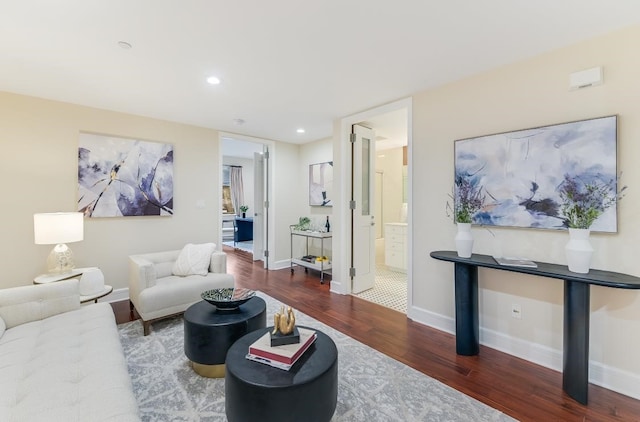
[563,280,590,405]
[454,262,479,355]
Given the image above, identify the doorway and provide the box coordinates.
[219,134,274,268]
[346,102,411,314]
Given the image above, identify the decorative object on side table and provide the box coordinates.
[247,327,317,370]
[558,173,627,273]
[271,306,299,346]
[447,174,486,258]
[33,212,84,274]
[239,205,249,218]
[293,216,311,231]
[201,287,255,310]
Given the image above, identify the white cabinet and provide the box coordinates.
[384,223,407,272]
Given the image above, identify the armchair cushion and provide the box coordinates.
[172,243,216,276]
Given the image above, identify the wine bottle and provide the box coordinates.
[325,216,330,232]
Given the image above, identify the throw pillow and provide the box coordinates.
[172,243,216,276]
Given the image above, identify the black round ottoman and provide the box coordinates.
[225,326,338,422]
[184,296,266,377]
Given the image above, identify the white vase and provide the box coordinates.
[455,223,474,258]
[565,228,593,274]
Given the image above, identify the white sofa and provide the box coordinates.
[128,248,235,335]
[0,279,140,422]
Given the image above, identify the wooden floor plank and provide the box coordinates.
[111,247,640,422]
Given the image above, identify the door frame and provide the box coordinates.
[333,98,413,305]
[218,132,275,269]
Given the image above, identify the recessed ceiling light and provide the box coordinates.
[207,76,221,85]
[296,128,305,134]
[117,41,132,49]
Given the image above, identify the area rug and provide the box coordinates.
[221,240,253,253]
[118,292,516,422]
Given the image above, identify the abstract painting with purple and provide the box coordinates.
[454,115,617,232]
[78,133,174,217]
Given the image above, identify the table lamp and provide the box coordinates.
[34,212,84,274]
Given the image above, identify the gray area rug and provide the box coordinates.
[221,240,253,253]
[118,292,516,421]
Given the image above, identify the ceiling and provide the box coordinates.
[2,1,640,145]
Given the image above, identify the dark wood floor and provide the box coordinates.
[111,247,640,422]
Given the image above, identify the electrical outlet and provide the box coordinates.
[511,303,522,319]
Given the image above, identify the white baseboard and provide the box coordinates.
[272,259,291,271]
[407,304,640,400]
[407,304,455,335]
[329,279,344,294]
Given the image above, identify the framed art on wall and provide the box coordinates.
[78,133,174,217]
[454,115,618,232]
[309,161,333,207]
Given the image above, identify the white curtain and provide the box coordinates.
[230,166,244,216]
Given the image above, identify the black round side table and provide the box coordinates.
[225,326,338,422]
[183,296,266,378]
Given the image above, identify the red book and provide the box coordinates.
[248,327,317,365]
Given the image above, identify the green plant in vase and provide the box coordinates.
[294,217,311,231]
[558,173,626,229]
[557,172,626,273]
[239,205,249,218]
[446,174,485,258]
[446,174,486,224]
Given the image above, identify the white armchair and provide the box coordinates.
[129,246,235,335]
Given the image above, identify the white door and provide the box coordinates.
[351,124,376,294]
[375,171,383,239]
[253,151,265,264]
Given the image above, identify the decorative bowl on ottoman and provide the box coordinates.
[201,288,255,310]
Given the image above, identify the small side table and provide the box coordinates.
[225,326,338,422]
[80,285,113,304]
[34,267,112,304]
[184,297,267,378]
[34,268,84,284]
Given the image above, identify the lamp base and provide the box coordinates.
[47,243,75,274]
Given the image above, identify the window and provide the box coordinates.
[222,165,234,213]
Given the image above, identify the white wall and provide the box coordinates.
[411,25,640,398]
[376,147,404,226]
[270,140,306,268]
[0,92,222,290]
[297,138,334,259]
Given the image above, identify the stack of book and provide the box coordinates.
[246,327,317,371]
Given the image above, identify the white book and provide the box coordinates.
[245,353,296,371]
[493,256,538,268]
[246,328,317,371]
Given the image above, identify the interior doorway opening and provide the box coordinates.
[350,107,410,314]
[220,134,272,267]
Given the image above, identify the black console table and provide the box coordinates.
[430,250,640,405]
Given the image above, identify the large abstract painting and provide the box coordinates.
[78,133,174,217]
[309,161,333,206]
[454,115,618,232]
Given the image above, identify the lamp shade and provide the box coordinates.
[34,212,84,245]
